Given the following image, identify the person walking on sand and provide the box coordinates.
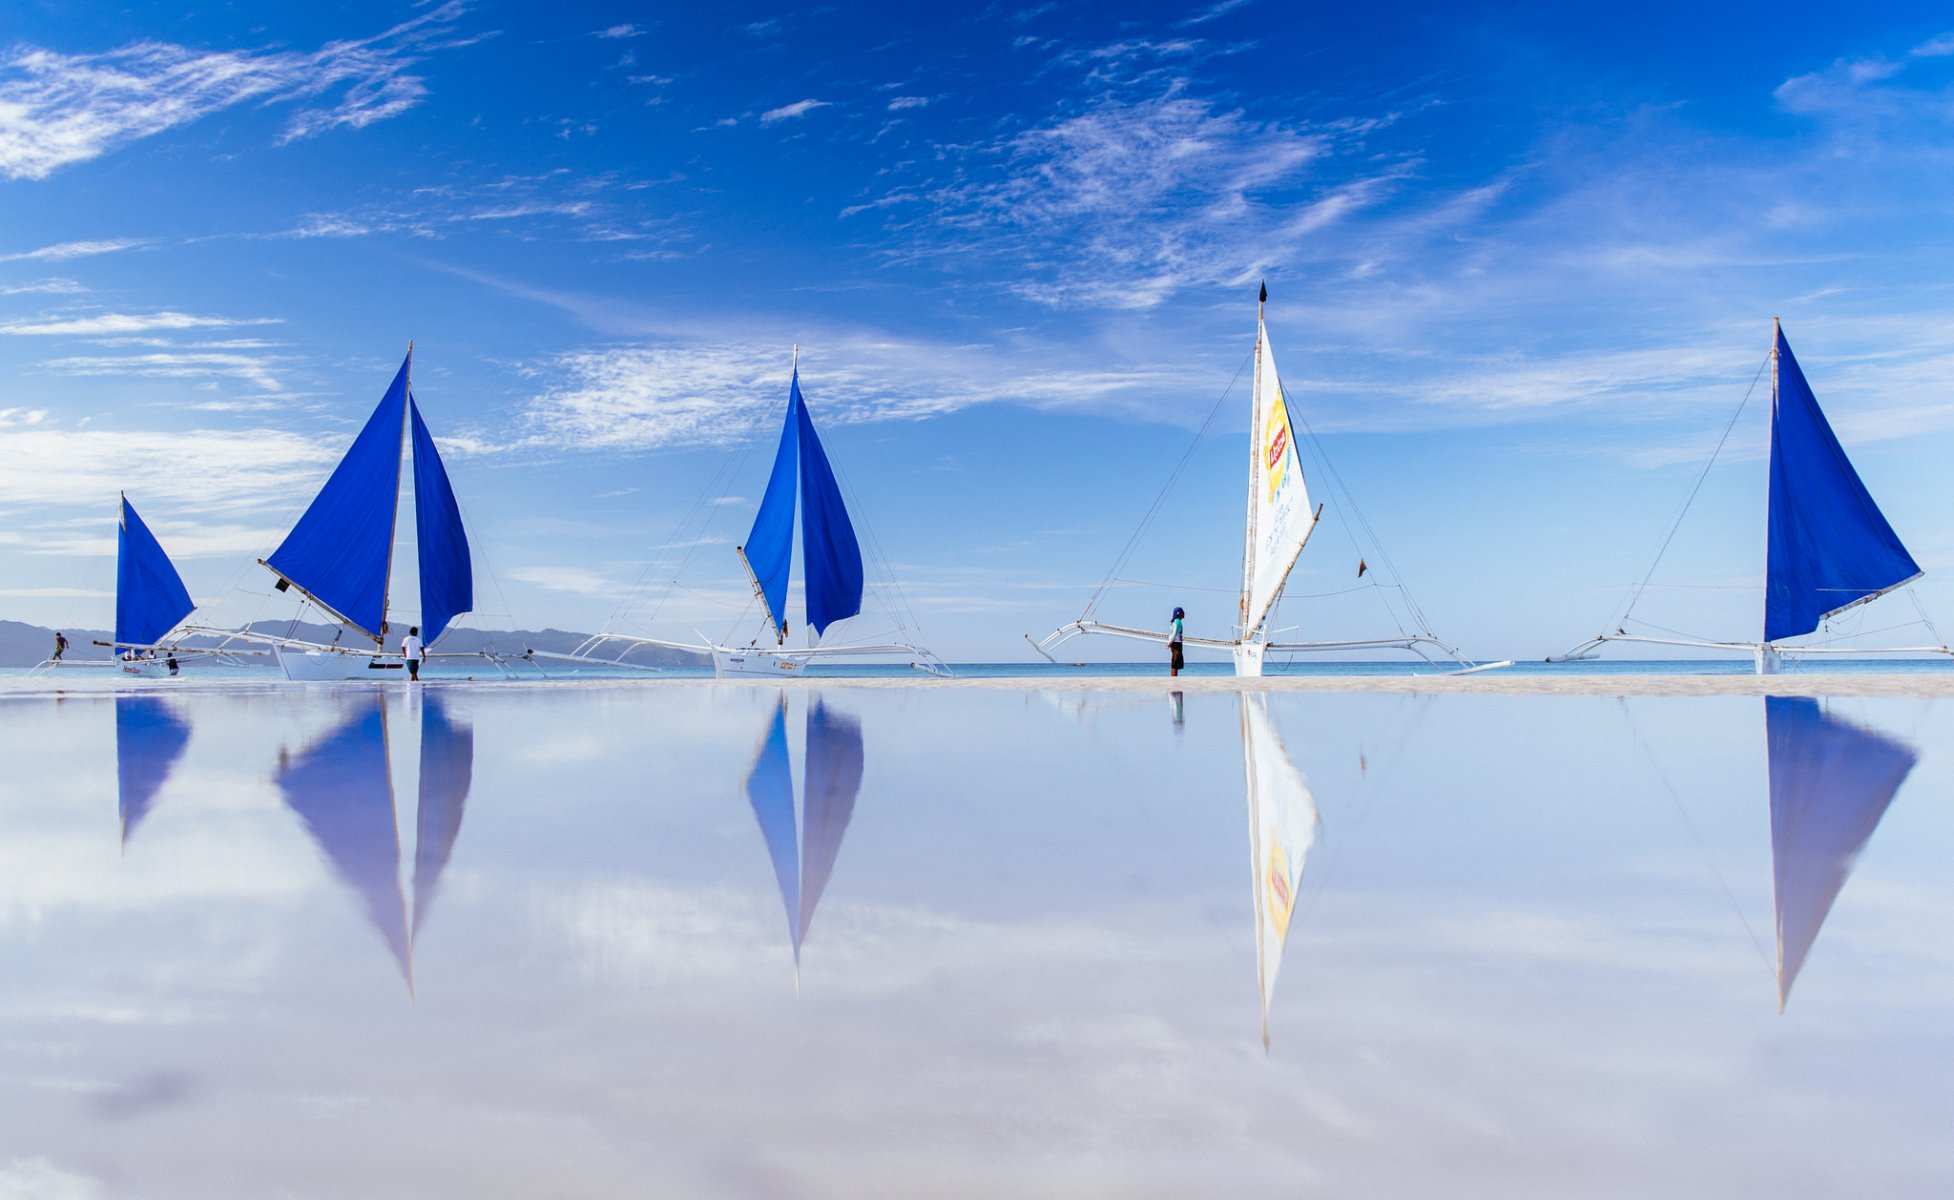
[1168,607,1185,677]
[52,631,68,661]
[401,626,425,682]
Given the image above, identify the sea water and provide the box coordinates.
[0,683,1947,1197]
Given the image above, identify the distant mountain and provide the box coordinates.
[0,618,708,668]
[0,619,114,666]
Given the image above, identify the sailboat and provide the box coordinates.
[560,352,947,677]
[33,495,239,676]
[1035,285,1477,676]
[1765,696,1915,1011]
[743,692,865,977]
[1558,321,1945,673]
[229,347,478,680]
[274,690,476,989]
[1240,692,1320,1046]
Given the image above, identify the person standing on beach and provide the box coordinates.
[401,626,425,682]
[1168,607,1185,677]
[52,632,68,661]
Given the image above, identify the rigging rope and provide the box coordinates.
[1612,349,1771,632]
[1078,351,1252,622]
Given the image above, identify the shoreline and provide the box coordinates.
[5,672,1953,698]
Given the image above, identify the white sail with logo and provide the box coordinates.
[1241,313,1319,642]
[1242,692,1319,1047]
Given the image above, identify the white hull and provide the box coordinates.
[118,658,180,679]
[275,645,411,681]
[712,647,807,677]
[1757,645,1785,675]
[1233,641,1266,678]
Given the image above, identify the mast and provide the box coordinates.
[1241,282,1267,644]
[1765,318,1779,650]
[375,341,413,646]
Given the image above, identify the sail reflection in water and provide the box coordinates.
[1766,696,1916,1010]
[744,693,865,973]
[1240,693,1318,1047]
[274,693,476,988]
[115,696,191,846]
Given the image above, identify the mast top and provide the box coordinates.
[792,343,800,371]
[1258,280,1267,309]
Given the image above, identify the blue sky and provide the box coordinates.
[4,1,1954,660]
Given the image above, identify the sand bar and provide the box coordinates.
[4,671,1954,698]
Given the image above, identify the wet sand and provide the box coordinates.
[6,671,1954,698]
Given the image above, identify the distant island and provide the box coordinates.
[0,619,708,669]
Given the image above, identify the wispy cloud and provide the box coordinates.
[760,99,830,125]
[0,311,279,337]
[0,2,473,180]
[594,24,643,40]
[0,238,147,263]
[520,336,1205,451]
[39,348,291,394]
[886,95,930,111]
[906,83,1381,310]
[0,427,328,512]
[0,277,87,295]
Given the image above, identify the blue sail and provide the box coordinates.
[410,398,474,646]
[412,693,474,939]
[116,495,194,649]
[1764,329,1921,642]
[744,381,802,637]
[267,354,411,642]
[744,697,801,954]
[795,376,864,636]
[1766,696,1915,1009]
[115,696,190,846]
[798,698,863,949]
[276,698,411,986]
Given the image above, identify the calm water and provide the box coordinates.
[1,684,1948,1198]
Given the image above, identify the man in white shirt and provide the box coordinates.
[401,626,425,681]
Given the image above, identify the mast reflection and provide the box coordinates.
[1240,693,1319,1048]
[114,695,191,847]
[1766,697,1916,1011]
[744,692,865,976]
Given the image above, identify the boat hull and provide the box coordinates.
[275,645,411,681]
[1233,641,1266,678]
[712,648,806,677]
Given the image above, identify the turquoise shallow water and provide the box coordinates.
[0,684,1948,1197]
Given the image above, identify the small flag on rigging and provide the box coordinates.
[1357,559,1368,578]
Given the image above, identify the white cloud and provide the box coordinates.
[0,277,86,295]
[0,1158,103,1200]
[595,24,643,40]
[520,336,1204,451]
[0,2,470,180]
[900,85,1391,310]
[38,348,290,394]
[0,239,146,263]
[886,95,930,111]
[0,428,327,512]
[507,566,621,596]
[0,311,279,337]
[760,99,830,125]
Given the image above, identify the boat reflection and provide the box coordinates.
[274,692,476,989]
[1766,696,1916,1011]
[114,695,192,846]
[744,692,865,977]
[1240,693,1319,1048]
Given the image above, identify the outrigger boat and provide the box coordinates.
[207,346,496,680]
[554,352,947,678]
[1035,285,1484,676]
[1555,321,1948,673]
[31,494,261,677]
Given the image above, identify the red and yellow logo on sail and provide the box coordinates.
[1264,840,1295,933]
[1264,389,1292,502]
